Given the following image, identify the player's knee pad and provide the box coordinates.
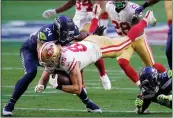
[118,58,129,68]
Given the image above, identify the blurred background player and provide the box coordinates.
[2,15,91,117]
[42,0,111,90]
[135,0,172,69]
[91,0,166,87]
[135,66,172,114]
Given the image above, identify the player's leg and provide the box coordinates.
[77,88,102,113]
[165,25,172,69]
[88,17,111,90]
[117,45,140,87]
[3,50,38,116]
[99,12,109,35]
[134,35,166,72]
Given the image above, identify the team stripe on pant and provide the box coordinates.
[101,39,132,53]
[143,34,155,65]
[21,52,27,74]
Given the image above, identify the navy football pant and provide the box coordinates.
[11,49,38,101]
[166,25,172,69]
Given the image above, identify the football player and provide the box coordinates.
[2,15,92,116]
[35,10,156,102]
[135,66,172,114]
[42,0,111,90]
[135,0,172,69]
[92,0,166,87]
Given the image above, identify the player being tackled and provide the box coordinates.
[34,10,156,113]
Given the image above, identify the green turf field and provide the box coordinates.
[1,1,172,117]
[1,43,172,117]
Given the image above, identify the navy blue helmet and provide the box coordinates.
[53,15,78,45]
[139,66,160,97]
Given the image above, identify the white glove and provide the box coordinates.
[49,74,58,88]
[42,9,56,19]
[35,84,45,93]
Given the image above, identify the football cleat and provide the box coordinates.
[143,10,157,26]
[3,102,14,116]
[86,100,102,113]
[100,74,111,90]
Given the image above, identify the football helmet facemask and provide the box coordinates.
[139,66,160,98]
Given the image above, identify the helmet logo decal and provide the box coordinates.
[46,45,54,57]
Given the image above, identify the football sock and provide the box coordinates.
[94,58,106,77]
[11,72,37,104]
[153,63,166,73]
[127,20,147,41]
[118,59,139,84]
[89,18,99,33]
[78,88,90,104]
[89,17,107,77]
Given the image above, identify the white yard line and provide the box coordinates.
[14,107,171,113]
[2,94,43,97]
[2,52,166,59]
[1,85,138,91]
[1,67,124,73]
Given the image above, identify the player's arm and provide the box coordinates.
[57,62,83,95]
[135,94,152,114]
[35,68,51,93]
[135,0,160,15]
[42,0,76,18]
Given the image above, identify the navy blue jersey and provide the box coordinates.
[21,24,80,52]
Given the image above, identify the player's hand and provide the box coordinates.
[42,9,56,19]
[35,84,45,93]
[49,74,58,88]
[135,6,144,16]
[135,98,143,107]
[157,94,172,106]
[93,26,106,36]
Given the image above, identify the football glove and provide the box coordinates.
[35,84,45,93]
[49,74,58,88]
[157,94,172,108]
[135,6,144,16]
[135,98,143,107]
[93,26,106,36]
[42,9,56,19]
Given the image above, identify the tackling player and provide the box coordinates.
[35,10,156,101]
[2,15,91,116]
[42,0,111,90]
[135,0,172,69]
[135,66,172,114]
[91,0,166,87]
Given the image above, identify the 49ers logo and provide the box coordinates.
[46,45,54,57]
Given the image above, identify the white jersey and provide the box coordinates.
[106,1,141,36]
[73,0,93,30]
[58,41,102,73]
[75,0,93,13]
